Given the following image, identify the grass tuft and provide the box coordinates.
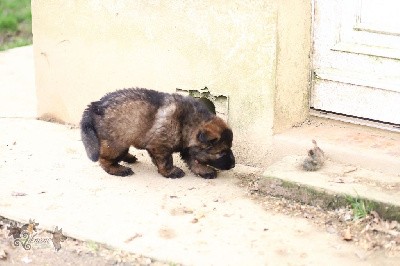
[86,240,100,253]
[346,194,374,220]
[0,0,32,51]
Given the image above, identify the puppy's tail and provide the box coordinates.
[80,107,100,162]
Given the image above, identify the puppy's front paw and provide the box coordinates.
[199,170,217,179]
[188,162,217,179]
[166,167,185,179]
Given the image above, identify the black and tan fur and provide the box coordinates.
[80,88,235,179]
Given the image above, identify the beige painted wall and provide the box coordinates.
[32,0,311,167]
[275,0,312,133]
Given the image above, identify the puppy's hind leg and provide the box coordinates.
[99,141,134,176]
[99,159,134,176]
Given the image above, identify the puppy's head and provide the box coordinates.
[187,117,235,170]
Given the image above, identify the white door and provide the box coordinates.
[312,0,400,129]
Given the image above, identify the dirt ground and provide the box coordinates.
[1,174,399,265]
[238,173,400,257]
[0,217,170,266]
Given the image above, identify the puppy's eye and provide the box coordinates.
[205,140,218,150]
[208,138,218,145]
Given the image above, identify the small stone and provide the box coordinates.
[326,225,337,234]
[355,250,367,260]
[0,248,7,260]
[342,227,352,241]
[137,257,152,265]
[21,256,32,264]
[303,212,314,219]
[340,212,352,222]
[11,191,27,197]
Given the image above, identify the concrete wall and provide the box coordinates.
[274,0,312,133]
[32,0,312,167]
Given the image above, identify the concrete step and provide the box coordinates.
[260,155,400,221]
[270,117,400,176]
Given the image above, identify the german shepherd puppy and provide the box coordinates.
[80,88,235,179]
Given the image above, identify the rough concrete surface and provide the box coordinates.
[262,156,400,222]
[271,119,400,176]
[0,46,36,118]
[1,46,399,265]
[0,118,380,266]
[264,156,400,208]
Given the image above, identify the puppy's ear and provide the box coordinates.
[220,128,233,144]
[196,117,228,144]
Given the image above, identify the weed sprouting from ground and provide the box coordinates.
[346,194,374,220]
[86,240,100,253]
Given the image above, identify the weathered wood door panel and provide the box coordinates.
[312,0,400,125]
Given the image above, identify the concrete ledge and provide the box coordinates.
[270,117,400,176]
[261,156,400,221]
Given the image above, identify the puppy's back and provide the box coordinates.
[92,89,167,145]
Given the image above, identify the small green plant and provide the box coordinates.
[346,194,374,220]
[86,240,100,253]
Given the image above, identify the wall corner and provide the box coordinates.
[273,0,312,134]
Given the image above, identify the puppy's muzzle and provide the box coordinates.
[208,150,235,170]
